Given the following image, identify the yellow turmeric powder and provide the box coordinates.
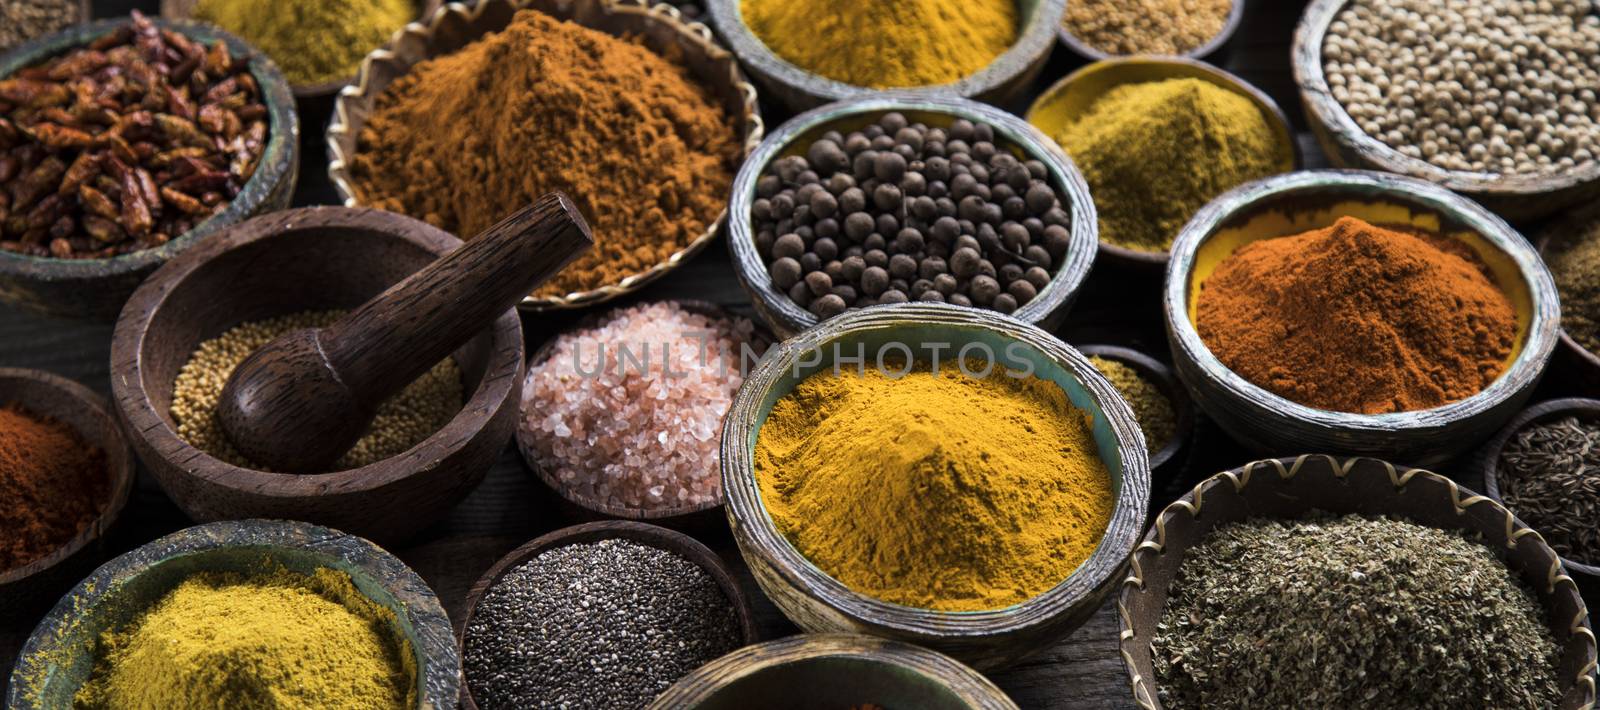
[739,0,1019,89]
[754,360,1115,611]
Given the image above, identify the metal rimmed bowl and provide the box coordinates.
[650,634,1018,710]
[1056,0,1245,64]
[721,303,1151,670]
[728,94,1098,339]
[326,0,763,313]
[1118,455,1598,710]
[1026,56,1299,272]
[6,519,461,709]
[1164,170,1560,466]
[0,17,299,320]
[1537,203,1600,397]
[1293,0,1600,222]
[707,0,1065,113]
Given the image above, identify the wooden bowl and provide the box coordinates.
[707,0,1066,113]
[6,519,460,708]
[1536,205,1600,398]
[721,303,1151,670]
[0,368,135,621]
[1164,170,1560,466]
[458,520,760,710]
[0,0,92,53]
[109,206,524,545]
[1025,56,1299,273]
[326,0,763,313]
[1055,0,1245,65]
[1293,0,1600,222]
[1118,454,1598,710]
[650,633,1018,710]
[0,17,299,321]
[516,300,770,529]
[728,95,1099,339]
[1076,345,1193,481]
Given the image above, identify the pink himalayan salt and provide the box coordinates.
[519,301,763,511]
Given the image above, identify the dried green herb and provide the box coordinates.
[1548,217,1600,356]
[1499,415,1600,566]
[1153,514,1562,710]
[1088,356,1176,455]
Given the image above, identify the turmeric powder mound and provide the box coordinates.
[754,360,1115,612]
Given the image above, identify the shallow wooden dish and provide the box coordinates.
[1293,0,1600,222]
[721,303,1151,670]
[109,206,524,544]
[6,519,460,708]
[0,17,299,321]
[1056,0,1244,65]
[0,0,92,53]
[0,368,135,622]
[458,520,760,710]
[651,633,1017,710]
[1537,205,1600,398]
[1119,454,1598,709]
[1077,345,1193,481]
[1164,170,1560,466]
[707,0,1065,113]
[1025,56,1299,272]
[326,0,763,312]
[728,95,1099,339]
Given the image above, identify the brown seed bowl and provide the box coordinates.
[515,300,772,530]
[108,206,524,545]
[1076,344,1194,482]
[1536,203,1600,398]
[1293,0,1600,222]
[1055,0,1245,65]
[1025,56,1300,273]
[457,520,761,710]
[326,0,764,313]
[650,633,1018,710]
[1119,455,1598,709]
[0,367,135,622]
[1164,170,1560,466]
[6,519,461,709]
[728,95,1099,340]
[706,0,1066,113]
[721,303,1151,671]
[0,17,299,321]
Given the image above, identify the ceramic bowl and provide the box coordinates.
[1077,344,1193,481]
[1055,0,1245,65]
[651,634,1018,710]
[727,95,1098,339]
[0,16,299,320]
[1119,454,1597,710]
[1026,56,1299,272]
[1536,205,1600,398]
[706,0,1066,113]
[6,519,460,709]
[721,303,1151,670]
[1164,170,1559,466]
[326,0,763,312]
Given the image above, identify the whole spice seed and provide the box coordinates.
[1154,514,1563,710]
[1088,356,1175,456]
[1545,215,1600,356]
[0,11,268,259]
[1497,415,1600,566]
[1063,0,1233,56]
[463,539,742,710]
[0,0,85,53]
[0,404,109,573]
[171,310,463,472]
[193,0,413,86]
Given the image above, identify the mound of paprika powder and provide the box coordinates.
[0,405,109,573]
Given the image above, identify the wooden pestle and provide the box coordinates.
[217,193,592,473]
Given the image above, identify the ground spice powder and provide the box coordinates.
[1546,215,1600,356]
[193,0,413,85]
[0,405,108,573]
[1196,216,1516,414]
[350,10,739,298]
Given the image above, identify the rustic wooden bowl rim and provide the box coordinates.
[727,93,1099,338]
[0,368,135,586]
[0,16,298,278]
[1163,169,1561,433]
[1076,344,1193,472]
[1479,397,1600,579]
[1055,0,1245,62]
[1535,205,1600,376]
[457,520,761,710]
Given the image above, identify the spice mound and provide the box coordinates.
[193,0,413,86]
[521,301,762,511]
[350,9,740,299]
[740,0,1017,89]
[172,310,463,472]
[1196,216,1517,414]
[1153,514,1563,710]
[755,359,1115,611]
[1088,356,1176,456]
[75,565,414,709]
[1064,0,1232,56]
[463,539,742,709]
[1,0,85,53]
[1497,415,1600,566]
[1546,215,1600,356]
[1055,77,1286,253]
[0,405,108,573]
[0,12,269,259]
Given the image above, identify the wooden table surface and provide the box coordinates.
[4,1,1592,707]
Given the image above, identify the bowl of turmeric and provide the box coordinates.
[1163,170,1560,466]
[720,303,1151,671]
